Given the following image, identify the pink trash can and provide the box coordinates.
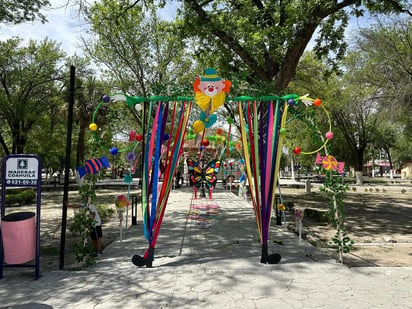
[1,212,36,264]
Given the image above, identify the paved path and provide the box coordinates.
[0,188,411,308]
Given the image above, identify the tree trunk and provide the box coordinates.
[76,125,86,166]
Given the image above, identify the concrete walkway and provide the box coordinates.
[0,188,411,308]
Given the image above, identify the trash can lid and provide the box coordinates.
[2,212,35,222]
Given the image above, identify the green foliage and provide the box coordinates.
[69,174,100,266]
[5,189,36,206]
[0,0,50,24]
[68,170,115,267]
[85,0,191,97]
[320,170,353,261]
[177,0,409,92]
[68,206,96,266]
[0,37,66,155]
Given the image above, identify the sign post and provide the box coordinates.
[1,154,42,279]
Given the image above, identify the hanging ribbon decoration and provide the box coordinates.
[133,97,192,267]
[236,94,298,264]
[226,116,234,157]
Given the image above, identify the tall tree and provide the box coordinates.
[178,0,411,94]
[354,17,412,165]
[83,0,192,98]
[0,37,66,154]
[355,17,411,113]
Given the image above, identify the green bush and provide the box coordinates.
[20,190,36,203]
[5,189,36,206]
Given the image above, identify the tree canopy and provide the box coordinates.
[0,38,65,154]
[177,0,411,93]
[0,0,50,25]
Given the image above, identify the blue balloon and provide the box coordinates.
[110,147,119,155]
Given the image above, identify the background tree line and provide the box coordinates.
[0,0,410,178]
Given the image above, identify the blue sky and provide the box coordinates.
[0,0,370,57]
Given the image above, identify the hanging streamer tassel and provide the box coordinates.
[133,100,192,267]
[238,98,286,264]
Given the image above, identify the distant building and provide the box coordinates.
[363,160,391,177]
[401,161,412,179]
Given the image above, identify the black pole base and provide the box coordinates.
[132,246,155,268]
[260,243,281,264]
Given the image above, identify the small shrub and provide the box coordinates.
[20,190,36,204]
[352,187,357,192]
[369,188,374,192]
[401,189,406,194]
[68,206,96,266]
[375,188,380,193]
[5,194,20,205]
[5,189,36,205]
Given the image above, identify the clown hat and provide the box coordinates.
[200,68,221,81]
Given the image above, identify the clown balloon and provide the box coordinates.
[193,68,231,131]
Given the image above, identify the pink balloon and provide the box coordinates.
[326,131,334,140]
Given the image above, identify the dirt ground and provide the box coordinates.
[279,184,412,267]
[4,182,412,272]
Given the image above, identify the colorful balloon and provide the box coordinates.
[326,131,334,140]
[313,98,322,107]
[126,151,136,162]
[102,94,110,103]
[110,147,119,155]
[135,103,142,111]
[115,195,130,209]
[89,123,97,131]
[193,120,205,133]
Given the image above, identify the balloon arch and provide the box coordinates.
[82,68,338,267]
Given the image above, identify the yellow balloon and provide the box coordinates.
[193,120,205,133]
[89,123,98,131]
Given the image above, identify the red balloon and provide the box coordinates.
[216,128,223,135]
[202,140,210,146]
[136,134,143,141]
[293,147,301,155]
[313,98,322,107]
